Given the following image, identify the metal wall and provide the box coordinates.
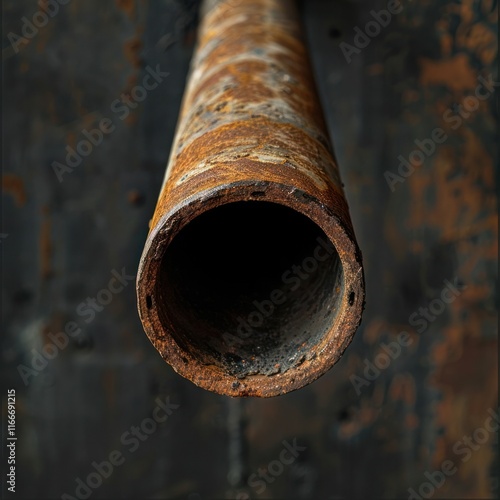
[2,0,498,498]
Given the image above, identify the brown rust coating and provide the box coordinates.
[137,0,365,397]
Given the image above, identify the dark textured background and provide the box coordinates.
[1,0,498,498]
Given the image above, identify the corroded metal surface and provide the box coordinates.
[137,0,365,397]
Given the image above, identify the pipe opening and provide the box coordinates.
[156,201,344,378]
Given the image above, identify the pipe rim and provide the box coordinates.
[137,180,364,397]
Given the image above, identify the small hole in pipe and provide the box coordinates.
[348,292,355,306]
[146,295,153,309]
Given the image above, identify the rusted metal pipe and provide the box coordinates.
[137,0,364,397]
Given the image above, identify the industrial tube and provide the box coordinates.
[137,0,365,397]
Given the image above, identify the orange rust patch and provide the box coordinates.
[40,206,53,280]
[419,53,478,91]
[366,63,384,76]
[431,336,497,497]
[459,23,498,65]
[116,0,136,19]
[1,174,26,207]
[408,137,497,242]
[124,37,143,68]
[388,373,416,406]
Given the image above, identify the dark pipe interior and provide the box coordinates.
[156,201,344,378]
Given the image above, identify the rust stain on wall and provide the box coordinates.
[338,402,380,440]
[116,0,136,20]
[124,37,143,68]
[102,370,117,413]
[2,174,27,207]
[460,23,497,64]
[419,53,477,91]
[432,336,497,498]
[40,206,53,280]
[442,0,498,65]
[399,0,498,482]
[389,372,416,407]
[405,103,497,496]
[408,143,496,243]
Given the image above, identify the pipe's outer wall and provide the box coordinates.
[137,0,365,397]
